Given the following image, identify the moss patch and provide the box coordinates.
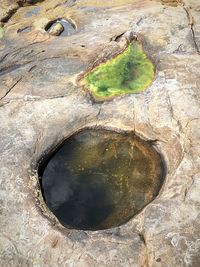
[83,41,154,101]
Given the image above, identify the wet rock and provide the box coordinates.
[48,22,64,36]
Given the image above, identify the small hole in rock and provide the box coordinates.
[156,258,162,262]
[38,129,165,230]
[45,18,76,36]
[17,26,32,33]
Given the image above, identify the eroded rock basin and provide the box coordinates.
[39,129,164,230]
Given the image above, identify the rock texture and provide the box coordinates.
[0,0,200,266]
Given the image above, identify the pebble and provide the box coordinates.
[48,22,64,36]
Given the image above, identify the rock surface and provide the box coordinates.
[0,0,200,267]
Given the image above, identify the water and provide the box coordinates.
[39,129,164,230]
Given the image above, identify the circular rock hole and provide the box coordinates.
[45,18,76,36]
[38,129,165,230]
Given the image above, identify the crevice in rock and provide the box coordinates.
[0,93,78,105]
[0,37,49,61]
[32,128,45,160]
[0,53,9,63]
[0,54,61,80]
[28,65,37,72]
[0,77,22,101]
[17,0,44,6]
[190,26,200,54]
[0,101,9,108]
[17,26,32,33]
[166,89,183,133]
[110,32,126,42]
[183,171,198,201]
[183,176,194,201]
[181,2,200,54]
[1,6,19,24]
[94,105,102,128]
[0,61,32,76]
[138,232,149,267]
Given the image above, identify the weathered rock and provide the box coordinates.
[0,0,44,23]
[0,0,200,266]
[0,27,3,38]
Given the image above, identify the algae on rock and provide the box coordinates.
[83,41,154,101]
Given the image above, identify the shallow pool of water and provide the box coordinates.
[39,129,164,230]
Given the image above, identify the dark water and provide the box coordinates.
[39,129,164,230]
[46,19,76,36]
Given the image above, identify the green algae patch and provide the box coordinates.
[83,41,154,101]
